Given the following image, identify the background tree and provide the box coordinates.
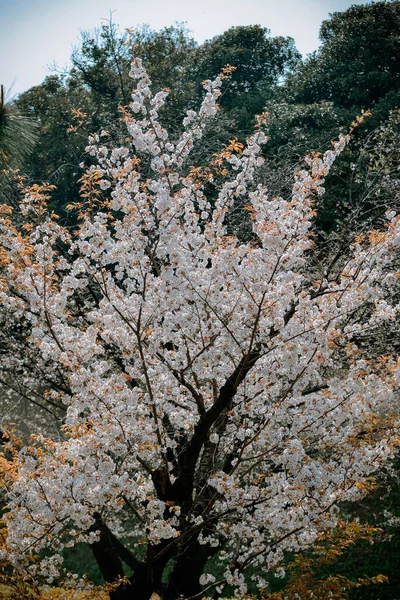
[189,25,300,131]
[258,1,400,234]
[70,20,198,122]
[15,75,93,218]
[14,23,199,218]
[284,0,400,113]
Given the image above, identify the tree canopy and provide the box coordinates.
[285,0,400,111]
[1,56,400,600]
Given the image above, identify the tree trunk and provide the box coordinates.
[90,514,125,585]
[164,539,211,599]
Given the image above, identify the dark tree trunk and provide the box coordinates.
[111,564,155,600]
[107,537,176,600]
[89,514,166,600]
[90,513,125,585]
[164,537,215,599]
[172,348,261,509]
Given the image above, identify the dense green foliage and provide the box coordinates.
[14,76,91,216]
[285,0,400,111]
[187,25,300,128]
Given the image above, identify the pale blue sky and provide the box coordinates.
[1,0,372,96]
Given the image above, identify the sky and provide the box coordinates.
[1,0,372,96]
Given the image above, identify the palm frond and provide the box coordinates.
[0,84,39,170]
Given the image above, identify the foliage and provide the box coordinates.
[328,454,400,600]
[351,109,400,223]
[187,25,300,130]
[285,0,400,112]
[258,100,342,195]
[262,521,388,600]
[312,107,400,235]
[70,20,197,122]
[14,24,198,219]
[260,1,400,235]
[70,20,132,114]
[14,76,93,219]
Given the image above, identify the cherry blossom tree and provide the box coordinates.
[1,57,400,600]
